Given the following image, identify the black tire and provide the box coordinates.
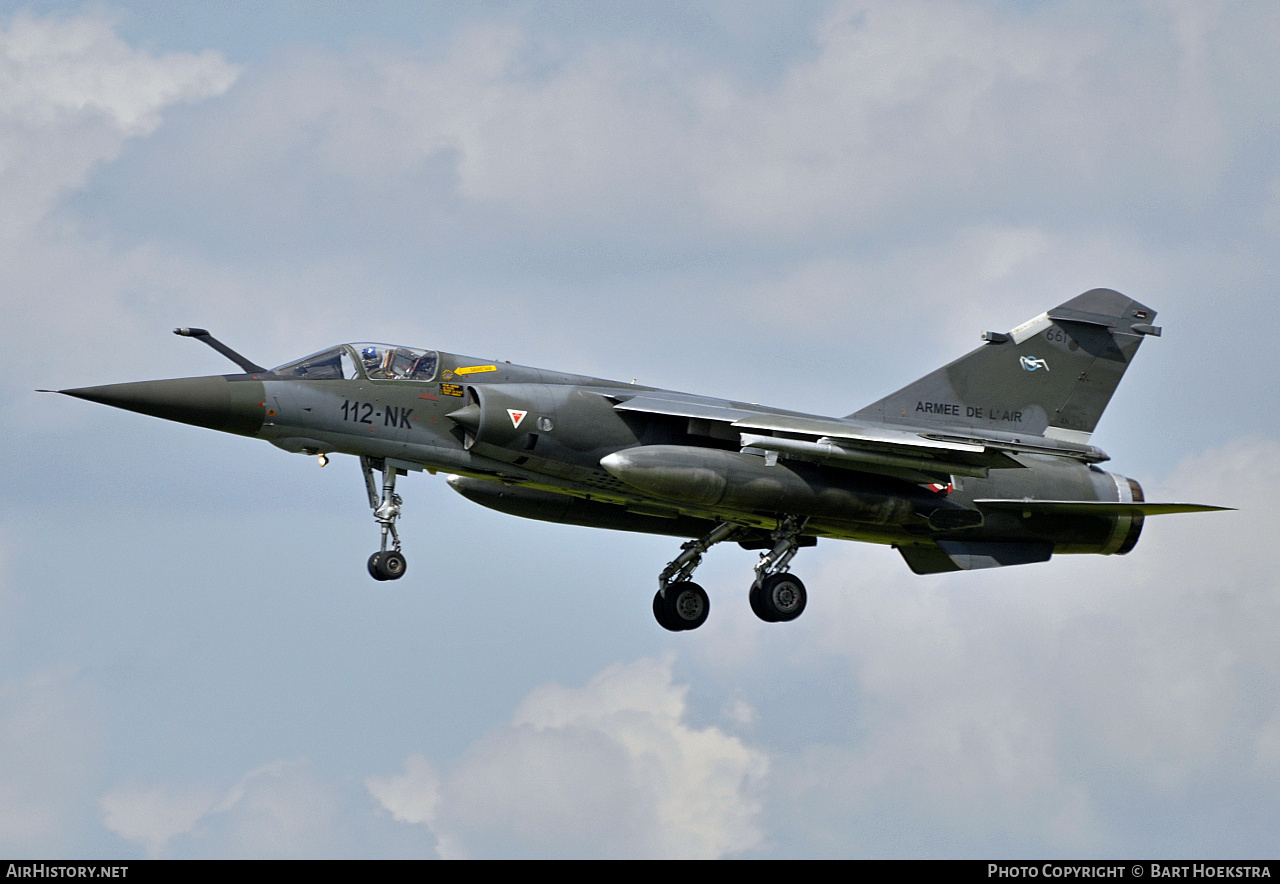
[368,552,388,581]
[653,582,710,631]
[749,580,773,621]
[377,550,408,580]
[754,572,806,622]
[665,581,710,631]
[654,590,676,631]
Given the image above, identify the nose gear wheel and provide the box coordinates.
[368,549,407,581]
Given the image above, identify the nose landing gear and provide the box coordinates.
[362,455,408,581]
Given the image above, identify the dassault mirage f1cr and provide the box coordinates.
[55,289,1228,631]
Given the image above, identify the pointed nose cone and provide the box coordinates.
[60,375,266,436]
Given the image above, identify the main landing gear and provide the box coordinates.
[651,517,810,631]
[362,456,407,581]
[653,522,738,632]
[749,516,808,623]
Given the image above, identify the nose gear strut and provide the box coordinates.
[362,455,407,581]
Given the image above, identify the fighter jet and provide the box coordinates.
[53,288,1227,631]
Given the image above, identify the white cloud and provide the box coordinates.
[434,3,1251,232]
[198,760,346,859]
[99,783,217,859]
[113,0,1269,250]
[0,10,238,237]
[730,437,1280,856]
[365,753,439,827]
[0,10,245,396]
[0,11,235,134]
[690,0,1244,235]
[101,759,353,859]
[98,658,766,859]
[370,655,768,859]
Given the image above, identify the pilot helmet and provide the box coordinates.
[361,346,379,362]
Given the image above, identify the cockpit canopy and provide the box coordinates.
[272,344,439,382]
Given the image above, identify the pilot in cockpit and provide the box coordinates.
[361,346,385,378]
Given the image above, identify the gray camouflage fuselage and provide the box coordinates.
[57,288,1226,627]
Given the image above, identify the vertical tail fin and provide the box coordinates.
[850,289,1160,443]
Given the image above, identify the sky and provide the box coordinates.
[2,0,1278,859]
